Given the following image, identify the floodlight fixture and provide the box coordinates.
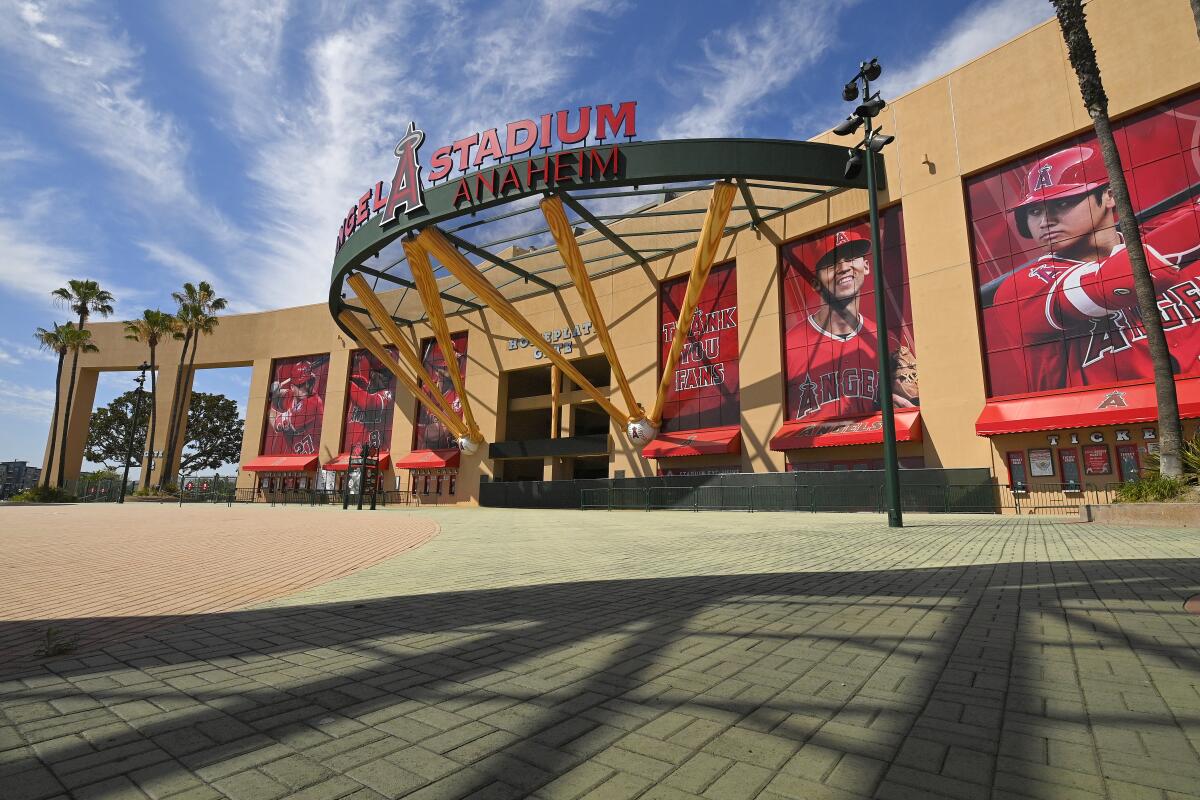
[855,96,887,119]
[842,82,859,102]
[844,148,864,180]
[868,132,895,152]
[863,58,882,81]
[833,115,864,136]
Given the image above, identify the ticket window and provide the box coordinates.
[1059,449,1082,491]
[1006,451,1028,491]
[1117,445,1141,482]
[422,474,432,495]
[448,473,457,496]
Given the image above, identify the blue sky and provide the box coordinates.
[0,0,1053,470]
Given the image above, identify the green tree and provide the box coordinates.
[83,389,150,469]
[160,282,227,489]
[124,310,178,489]
[86,390,242,473]
[50,280,114,486]
[1051,0,1183,476]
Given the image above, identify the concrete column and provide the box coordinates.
[150,361,193,487]
[236,357,274,490]
[319,348,352,467]
[54,368,99,486]
[734,238,787,473]
[143,362,185,488]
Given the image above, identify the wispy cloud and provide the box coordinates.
[659,0,853,139]
[0,337,58,365]
[881,0,1052,98]
[0,378,55,421]
[0,0,237,243]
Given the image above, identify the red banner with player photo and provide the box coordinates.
[780,206,917,426]
[966,90,1200,398]
[261,354,330,457]
[658,262,739,433]
[341,347,397,458]
[412,332,469,451]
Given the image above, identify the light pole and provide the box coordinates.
[119,362,150,504]
[834,59,902,527]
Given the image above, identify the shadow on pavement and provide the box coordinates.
[2,557,1199,799]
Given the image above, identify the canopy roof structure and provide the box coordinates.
[328,136,878,452]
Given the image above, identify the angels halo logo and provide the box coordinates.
[382,122,427,224]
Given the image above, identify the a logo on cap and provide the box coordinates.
[835,231,849,246]
[1033,164,1054,190]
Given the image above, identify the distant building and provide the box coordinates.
[1,461,41,498]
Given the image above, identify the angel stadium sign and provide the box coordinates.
[335,102,638,252]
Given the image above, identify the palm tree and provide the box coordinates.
[1051,0,1183,476]
[33,324,82,487]
[124,310,178,490]
[160,282,226,488]
[34,324,99,488]
[51,280,114,485]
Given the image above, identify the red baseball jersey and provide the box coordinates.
[269,392,324,454]
[785,314,884,420]
[992,201,1200,390]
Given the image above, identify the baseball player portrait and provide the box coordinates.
[343,350,396,456]
[413,334,467,450]
[783,216,918,422]
[264,356,329,455]
[981,140,1200,393]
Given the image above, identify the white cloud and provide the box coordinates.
[137,242,219,289]
[659,0,852,139]
[0,378,55,422]
[0,0,238,243]
[0,338,57,365]
[881,0,1053,98]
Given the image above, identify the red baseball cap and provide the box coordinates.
[815,230,872,269]
[1012,146,1108,237]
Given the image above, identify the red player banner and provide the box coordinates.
[659,262,739,433]
[966,90,1200,397]
[342,347,397,456]
[413,332,468,451]
[780,206,916,424]
[262,355,330,456]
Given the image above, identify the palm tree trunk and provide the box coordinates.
[175,336,202,477]
[1052,0,1184,475]
[1192,0,1199,43]
[1092,112,1183,474]
[56,349,80,488]
[159,331,192,488]
[142,347,158,490]
[44,352,65,488]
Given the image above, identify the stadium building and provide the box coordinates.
[43,0,1200,508]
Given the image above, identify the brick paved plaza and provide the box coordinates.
[2,506,1199,800]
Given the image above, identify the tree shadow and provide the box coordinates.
[2,557,1199,799]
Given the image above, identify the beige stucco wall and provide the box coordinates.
[45,0,1200,502]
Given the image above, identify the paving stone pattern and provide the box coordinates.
[0,504,439,665]
[2,506,1200,799]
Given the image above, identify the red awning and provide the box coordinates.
[393,449,460,469]
[770,410,922,450]
[324,451,391,472]
[642,426,742,459]
[976,380,1200,436]
[242,455,319,472]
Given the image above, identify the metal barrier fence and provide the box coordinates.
[581,482,1120,515]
